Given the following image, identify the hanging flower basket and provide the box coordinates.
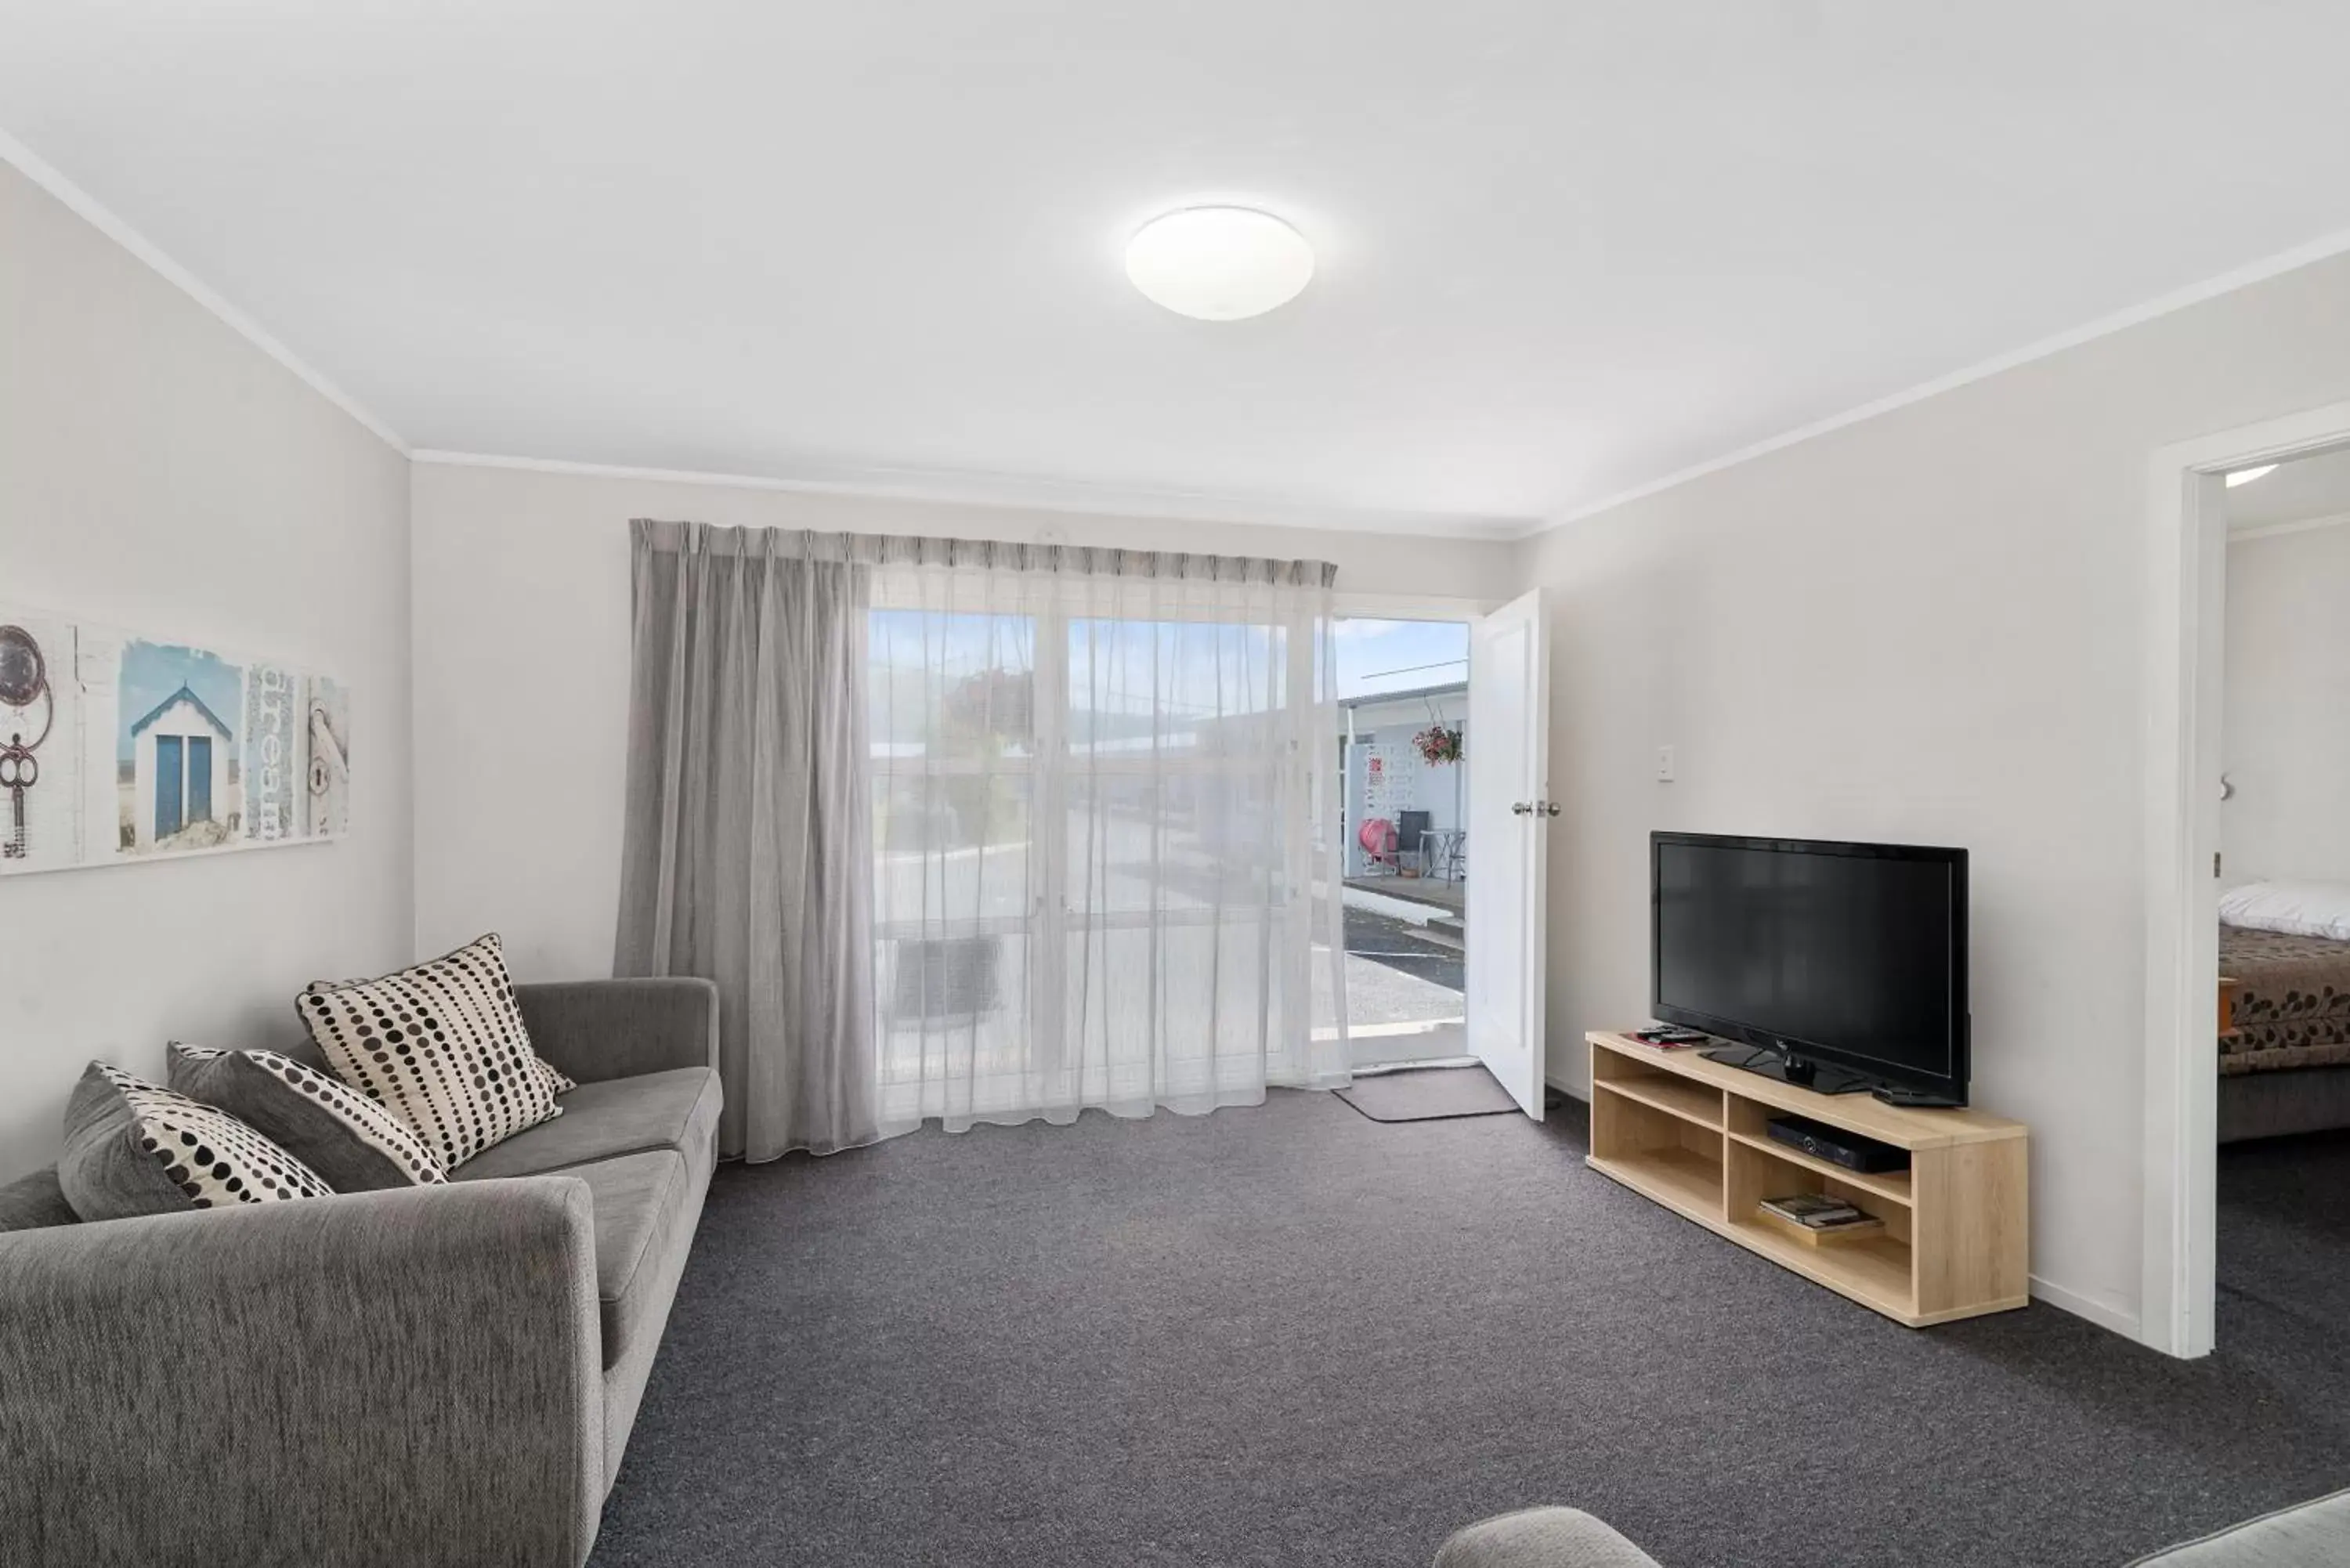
[1412,723,1463,766]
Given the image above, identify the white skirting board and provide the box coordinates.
[2027,1274,2140,1342]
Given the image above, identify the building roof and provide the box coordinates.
[130,684,233,741]
[1338,680,1466,711]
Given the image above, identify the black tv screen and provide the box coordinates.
[1651,833,1969,1101]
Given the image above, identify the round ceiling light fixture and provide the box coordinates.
[1125,206,1314,321]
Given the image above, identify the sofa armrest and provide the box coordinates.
[1435,1508,1666,1568]
[0,1178,604,1568]
[515,977,720,1084]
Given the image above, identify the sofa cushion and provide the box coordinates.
[59,1064,333,1220]
[2131,1487,2350,1566]
[0,1166,78,1232]
[448,1067,720,1181]
[298,933,566,1169]
[560,1149,693,1371]
[168,1044,448,1191]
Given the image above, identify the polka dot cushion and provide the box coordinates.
[309,973,576,1099]
[56,1062,331,1221]
[168,1043,448,1191]
[297,933,563,1169]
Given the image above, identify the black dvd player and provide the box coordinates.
[1765,1114,1910,1175]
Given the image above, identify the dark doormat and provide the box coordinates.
[1334,1064,1519,1122]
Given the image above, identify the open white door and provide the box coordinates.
[1465,589,1550,1118]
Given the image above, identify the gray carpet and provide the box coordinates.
[2218,1128,2350,1335]
[1336,1064,1518,1122]
[588,1094,2350,1568]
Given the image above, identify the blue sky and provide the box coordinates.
[118,641,242,760]
[1333,617,1468,700]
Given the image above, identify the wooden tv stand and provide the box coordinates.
[1585,1031,2029,1327]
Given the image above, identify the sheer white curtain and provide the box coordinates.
[866,538,1350,1133]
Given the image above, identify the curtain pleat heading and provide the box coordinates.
[632,518,1338,588]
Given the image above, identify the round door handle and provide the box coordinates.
[1511,801,1532,815]
[1540,800,1560,818]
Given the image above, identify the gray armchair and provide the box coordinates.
[1437,1508,1665,1568]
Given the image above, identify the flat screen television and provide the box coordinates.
[1651,832,1970,1106]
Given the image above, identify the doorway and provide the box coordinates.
[2145,399,2350,1359]
[1333,613,1473,1071]
[1320,590,1549,1118]
[2201,443,2350,1355]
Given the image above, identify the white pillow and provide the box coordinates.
[2219,881,2350,942]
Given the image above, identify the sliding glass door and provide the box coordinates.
[866,559,1347,1133]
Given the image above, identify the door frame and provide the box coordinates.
[2142,398,2350,1360]
[1332,592,1501,1070]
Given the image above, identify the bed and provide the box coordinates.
[2218,922,2350,1142]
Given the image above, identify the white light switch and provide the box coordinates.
[1655,745,1676,782]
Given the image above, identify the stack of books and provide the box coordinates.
[1756,1193,1884,1245]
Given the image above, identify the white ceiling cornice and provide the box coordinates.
[1521,222,2350,540]
[0,126,411,455]
[410,450,1533,541]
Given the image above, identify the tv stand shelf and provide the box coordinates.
[1585,1031,2028,1328]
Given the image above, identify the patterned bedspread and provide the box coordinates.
[2221,923,2350,1075]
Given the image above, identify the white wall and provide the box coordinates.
[410,461,1520,981]
[0,162,414,1181]
[1517,248,2350,1338]
[2223,522,2350,885]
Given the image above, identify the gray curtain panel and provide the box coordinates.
[615,519,880,1159]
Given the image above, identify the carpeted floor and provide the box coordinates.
[2217,1128,2350,1338]
[588,1097,2350,1568]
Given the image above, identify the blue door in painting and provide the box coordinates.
[155,735,184,839]
[186,736,212,824]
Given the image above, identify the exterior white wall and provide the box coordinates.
[0,161,413,1180]
[409,461,1522,982]
[1342,693,1468,875]
[1512,246,2350,1339]
[2222,522,2350,886]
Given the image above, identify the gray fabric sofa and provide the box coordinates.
[0,977,721,1568]
[1430,1496,2350,1567]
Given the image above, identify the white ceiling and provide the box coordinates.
[2226,446,2350,533]
[8,2,2350,537]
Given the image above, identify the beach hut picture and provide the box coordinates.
[0,609,347,876]
[118,641,243,853]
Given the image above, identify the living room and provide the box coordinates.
[8,6,2350,1566]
